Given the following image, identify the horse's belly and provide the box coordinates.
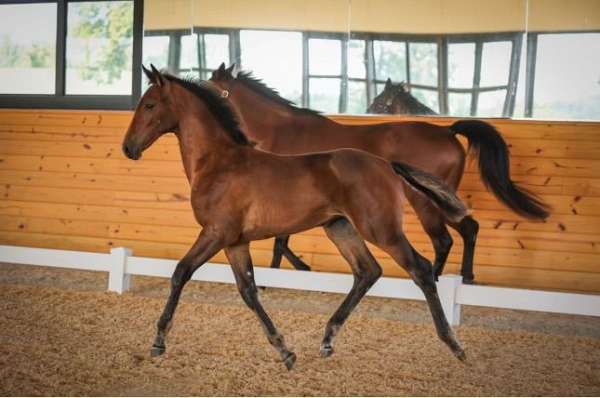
[241,195,334,241]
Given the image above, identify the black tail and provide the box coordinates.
[392,162,468,223]
[450,120,550,220]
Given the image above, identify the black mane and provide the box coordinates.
[236,71,323,117]
[162,73,251,146]
[403,93,438,115]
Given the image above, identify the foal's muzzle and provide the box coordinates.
[122,141,141,160]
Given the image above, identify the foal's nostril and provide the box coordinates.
[123,143,131,158]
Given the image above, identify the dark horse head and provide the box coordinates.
[367,78,437,116]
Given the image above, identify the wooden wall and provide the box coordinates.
[1,109,599,294]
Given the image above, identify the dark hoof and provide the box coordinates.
[462,277,475,285]
[454,348,467,362]
[283,352,297,370]
[150,344,165,357]
[320,344,334,358]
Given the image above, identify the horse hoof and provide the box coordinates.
[283,352,297,370]
[462,278,475,285]
[320,344,334,358]
[454,348,467,362]
[150,345,165,357]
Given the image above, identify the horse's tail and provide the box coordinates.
[392,162,468,223]
[450,120,550,220]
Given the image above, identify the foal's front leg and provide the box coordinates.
[151,230,223,357]
[225,243,297,370]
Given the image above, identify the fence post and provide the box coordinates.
[108,247,132,294]
[437,274,462,326]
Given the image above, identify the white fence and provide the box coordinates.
[1,244,599,326]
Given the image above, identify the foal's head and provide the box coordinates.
[123,65,179,160]
[367,78,410,114]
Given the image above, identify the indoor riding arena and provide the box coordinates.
[1,1,599,396]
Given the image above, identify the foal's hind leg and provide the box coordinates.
[448,215,479,284]
[151,230,223,357]
[270,235,311,271]
[320,218,382,357]
[380,235,465,361]
[225,243,296,370]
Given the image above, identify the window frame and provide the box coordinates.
[0,0,143,110]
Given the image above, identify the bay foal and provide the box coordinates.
[123,65,469,370]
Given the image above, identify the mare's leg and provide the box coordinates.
[151,230,223,357]
[379,234,465,361]
[448,215,479,284]
[225,243,296,370]
[320,218,382,357]
[413,200,454,281]
[270,235,311,271]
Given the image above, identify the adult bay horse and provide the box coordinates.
[367,78,438,116]
[123,65,469,369]
[209,63,550,283]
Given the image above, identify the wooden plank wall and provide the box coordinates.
[1,109,599,293]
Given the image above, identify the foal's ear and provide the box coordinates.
[225,63,235,75]
[399,81,408,92]
[150,64,165,87]
[385,77,392,89]
[142,64,154,83]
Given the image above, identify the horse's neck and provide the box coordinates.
[232,87,327,148]
[176,109,239,187]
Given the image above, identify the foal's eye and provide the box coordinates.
[144,103,155,110]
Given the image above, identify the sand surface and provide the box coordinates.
[0,263,599,396]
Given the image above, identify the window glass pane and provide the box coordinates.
[480,41,511,87]
[0,3,56,94]
[348,40,365,79]
[309,78,340,113]
[448,43,475,89]
[143,36,169,69]
[478,89,507,117]
[346,81,367,114]
[204,34,229,69]
[309,38,341,75]
[180,34,198,71]
[411,88,439,113]
[374,41,406,83]
[533,33,600,120]
[142,35,169,91]
[66,1,134,95]
[240,30,302,104]
[448,92,472,116]
[409,42,437,86]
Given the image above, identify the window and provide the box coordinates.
[308,36,342,112]
[0,0,142,110]
[141,26,526,117]
[446,35,522,117]
[527,32,600,120]
[66,1,134,95]
[0,3,57,94]
[240,30,302,104]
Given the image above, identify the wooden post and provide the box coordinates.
[108,247,132,294]
[438,274,462,326]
